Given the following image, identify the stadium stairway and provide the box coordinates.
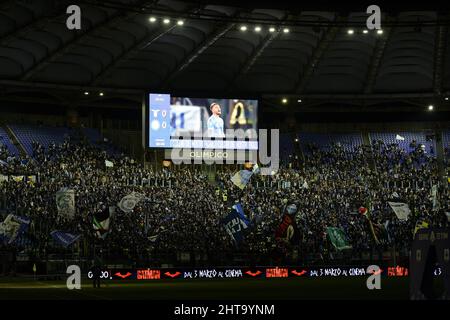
[0,124,26,157]
[362,132,376,171]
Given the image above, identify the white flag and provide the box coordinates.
[395,134,405,141]
[388,201,411,221]
[105,160,114,168]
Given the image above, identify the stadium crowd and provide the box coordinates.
[0,131,448,267]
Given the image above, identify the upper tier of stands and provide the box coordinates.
[369,131,436,155]
[4,124,120,158]
[279,131,446,162]
[297,132,364,154]
[443,131,450,150]
[0,127,19,156]
[1,124,448,162]
[8,124,72,156]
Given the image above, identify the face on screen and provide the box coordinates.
[211,104,221,116]
[148,94,258,150]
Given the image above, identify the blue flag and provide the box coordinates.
[232,203,250,226]
[221,204,250,246]
[50,230,80,247]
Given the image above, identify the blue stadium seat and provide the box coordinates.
[9,124,71,157]
[369,131,435,155]
[0,127,19,156]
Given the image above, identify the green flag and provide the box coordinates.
[327,227,352,250]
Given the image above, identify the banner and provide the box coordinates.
[221,205,250,246]
[50,230,80,247]
[93,207,111,239]
[56,188,75,219]
[0,214,31,244]
[118,192,145,213]
[388,201,411,221]
[105,160,114,168]
[327,227,352,250]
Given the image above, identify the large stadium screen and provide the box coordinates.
[147,93,258,150]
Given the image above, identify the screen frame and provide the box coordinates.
[144,92,260,150]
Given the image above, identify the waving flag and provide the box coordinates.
[414,219,429,238]
[230,163,259,190]
[221,205,250,246]
[56,188,75,219]
[372,222,389,245]
[93,207,111,239]
[118,192,145,213]
[431,185,440,211]
[327,227,352,250]
[105,160,114,168]
[232,203,250,226]
[231,170,254,190]
[388,201,411,221]
[0,214,31,244]
[0,174,8,183]
[275,202,300,244]
[50,230,80,247]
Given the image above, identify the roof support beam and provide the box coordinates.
[0,1,62,44]
[363,21,394,94]
[19,1,154,81]
[159,22,236,89]
[226,26,282,92]
[91,25,177,85]
[92,5,208,86]
[294,20,342,93]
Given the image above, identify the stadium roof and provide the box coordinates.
[0,0,450,102]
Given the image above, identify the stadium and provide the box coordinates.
[0,0,449,307]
